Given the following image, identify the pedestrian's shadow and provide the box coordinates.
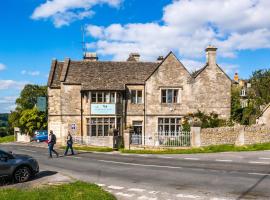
[236,171,270,199]
[34,170,58,180]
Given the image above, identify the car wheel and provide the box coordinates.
[14,166,32,183]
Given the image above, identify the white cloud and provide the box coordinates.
[0,63,6,71]
[0,96,17,113]
[0,80,28,90]
[86,0,270,69]
[31,0,122,27]
[21,70,41,76]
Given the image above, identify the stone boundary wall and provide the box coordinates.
[200,124,270,146]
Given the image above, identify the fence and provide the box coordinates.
[130,131,191,147]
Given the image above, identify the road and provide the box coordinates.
[1,143,270,200]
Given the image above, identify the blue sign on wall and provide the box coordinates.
[91,104,116,115]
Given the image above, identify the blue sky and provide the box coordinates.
[0,0,269,113]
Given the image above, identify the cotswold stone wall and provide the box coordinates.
[200,125,270,146]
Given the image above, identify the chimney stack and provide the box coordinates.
[234,72,239,83]
[205,45,217,65]
[127,53,140,62]
[84,52,98,61]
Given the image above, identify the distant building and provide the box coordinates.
[232,73,251,108]
[47,46,231,146]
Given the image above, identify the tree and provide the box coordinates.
[16,84,47,110]
[19,108,47,136]
[8,84,48,135]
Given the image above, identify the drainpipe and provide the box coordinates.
[144,84,146,146]
[80,91,83,139]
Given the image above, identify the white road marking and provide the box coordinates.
[259,157,270,160]
[136,154,149,157]
[176,194,201,199]
[19,149,36,153]
[72,156,82,159]
[249,161,270,165]
[184,158,199,160]
[115,192,134,197]
[215,159,232,162]
[160,156,173,159]
[248,172,270,176]
[128,188,145,192]
[108,185,124,190]
[98,159,183,169]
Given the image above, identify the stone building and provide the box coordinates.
[257,103,270,125]
[232,73,251,108]
[47,46,231,146]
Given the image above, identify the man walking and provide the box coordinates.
[48,130,59,158]
[64,132,74,156]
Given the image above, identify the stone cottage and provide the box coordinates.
[257,103,270,125]
[47,45,231,146]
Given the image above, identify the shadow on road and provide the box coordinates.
[34,170,58,180]
[237,171,270,199]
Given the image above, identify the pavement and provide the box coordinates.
[1,142,270,200]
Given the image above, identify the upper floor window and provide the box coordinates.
[91,92,116,103]
[161,89,179,103]
[240,89,246,97]
[131,90,143,104]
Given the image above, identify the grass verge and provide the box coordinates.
[60,145,114,152]
[0,135,14,143]
[120,143,270,154]
[0,181,116,200]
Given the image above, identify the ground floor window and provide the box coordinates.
[158,117,182,136]
[86,117,121,136]
[132,121,143,135]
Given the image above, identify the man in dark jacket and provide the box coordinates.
[64,131,74,156]
[48,130,59,158]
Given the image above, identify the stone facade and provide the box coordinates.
[257,103,270,125]
[48,46,231,146]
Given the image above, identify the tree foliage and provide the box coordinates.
[8,84,47,135]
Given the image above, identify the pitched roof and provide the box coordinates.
[48,60,64,88]
[192,63,231,80]
[48,60,159,90]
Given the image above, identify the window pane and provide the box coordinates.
[173,90,178,103]
[167,89,173,103]
[104,125,109,136]
[91,93,96,103]
[91,118,96,124]
[131,90,136,103]
[161,90,166,103]
[117,93,121,103]
[170,118,175,124]
[110,93,115,103]
[165,125,169,135]
[91,125,96,136]
[104,118,109,123]
[158,118,163,124]
[87,125,90,136]
[98,93,103,102]
[137,90,142,103]
[105,92,110,103]
[165,118,169,123]
[98,125,103,136]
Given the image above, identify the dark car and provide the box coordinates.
[0,149,39,183]
[32,130,48,142]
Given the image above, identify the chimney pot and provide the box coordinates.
[127,53,140,62]
[84,52,98,61]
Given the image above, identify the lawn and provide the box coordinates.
[121,143,270,154]
[0,181,116,200]
[61,145,114,152]
[0,135,14,143]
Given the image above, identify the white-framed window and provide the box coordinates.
[161,89,179,103]
[158,117,182,136]
[241,100,248,108]
[131,90,143,104]
[88,117,121,137]
[240,89,246,97]
[91,92,117,103]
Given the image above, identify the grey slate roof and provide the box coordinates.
[48,59,158,90]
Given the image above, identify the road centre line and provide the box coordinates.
[248,172,270,176]
[259,157,270,160]
[249,161,270,165]
[18,148,37,153]
[97,159,183,169]
[184,158,200,160]
[108,185,124,190]
[176,193,201,199]
[159,156,173,159]
[215,159,232,162]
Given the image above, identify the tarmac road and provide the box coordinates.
[1,143,270,200]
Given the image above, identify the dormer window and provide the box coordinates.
[161,89,179,103]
